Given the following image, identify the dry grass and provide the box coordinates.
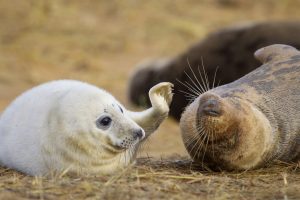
[0,158,299,200]
[0,0,300,199]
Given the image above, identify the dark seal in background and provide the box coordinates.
[128,21,300,120]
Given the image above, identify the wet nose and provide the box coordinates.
[200,99,222,117]
[133,129,144,139]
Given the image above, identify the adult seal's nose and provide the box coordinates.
[133,129,144,139]
[199,98,222,117]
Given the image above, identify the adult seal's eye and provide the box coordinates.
[96,116,112,130]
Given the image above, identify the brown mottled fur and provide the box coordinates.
[180,44,300,170]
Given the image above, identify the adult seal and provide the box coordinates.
[180,44,300,170]
[0,80,173,176]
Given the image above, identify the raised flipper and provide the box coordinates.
[127,82,173,138]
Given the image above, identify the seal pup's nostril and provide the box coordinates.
[200,99,222,117]
[133,129,144,139]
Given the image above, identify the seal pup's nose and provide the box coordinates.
[133,129,144,139]
[198,94,222,117]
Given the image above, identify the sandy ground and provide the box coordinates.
[0,0,299,199]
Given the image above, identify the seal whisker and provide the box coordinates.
[192,134,205,161]
[200,58,210,92]
[185,131,202,149]
[197,65,209,93]
[190,126,207,160]
[178,90,198,98]
[212,66,219,90]
[201,130,211,168]
[176,78,201,97]
[210,128,216,159]
[193,129,208,161]
[183,71,204,94]
[127,145,134,164]
[183,79,202,95]
[190,134,203,161]
[187,128,204,158]
[186,59,207,94]
[178,90,198,102]
[185,127,206,145]
[184,130,200,149]
[217,80,221,87]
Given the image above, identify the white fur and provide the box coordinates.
[0,80,173,175]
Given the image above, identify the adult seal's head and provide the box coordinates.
[180,44,300,171]
[0,80,173,176]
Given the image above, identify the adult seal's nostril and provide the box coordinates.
[200,99,222,117]
[133,129,144,140]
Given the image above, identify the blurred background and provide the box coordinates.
[0,0,299,158]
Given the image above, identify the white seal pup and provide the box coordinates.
[0,80,173,176]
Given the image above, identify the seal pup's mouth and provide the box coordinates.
[111,129,145,151]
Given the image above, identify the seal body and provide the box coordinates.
[0,80,173,175]
[128,21,300,120]
[180,44,300,170]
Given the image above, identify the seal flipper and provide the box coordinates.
[127,82,173,139]
[254,44,300,64]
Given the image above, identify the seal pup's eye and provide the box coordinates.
[96,116,112,130]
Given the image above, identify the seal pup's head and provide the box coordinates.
[180,88,273,171]
[46,83,145,174]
